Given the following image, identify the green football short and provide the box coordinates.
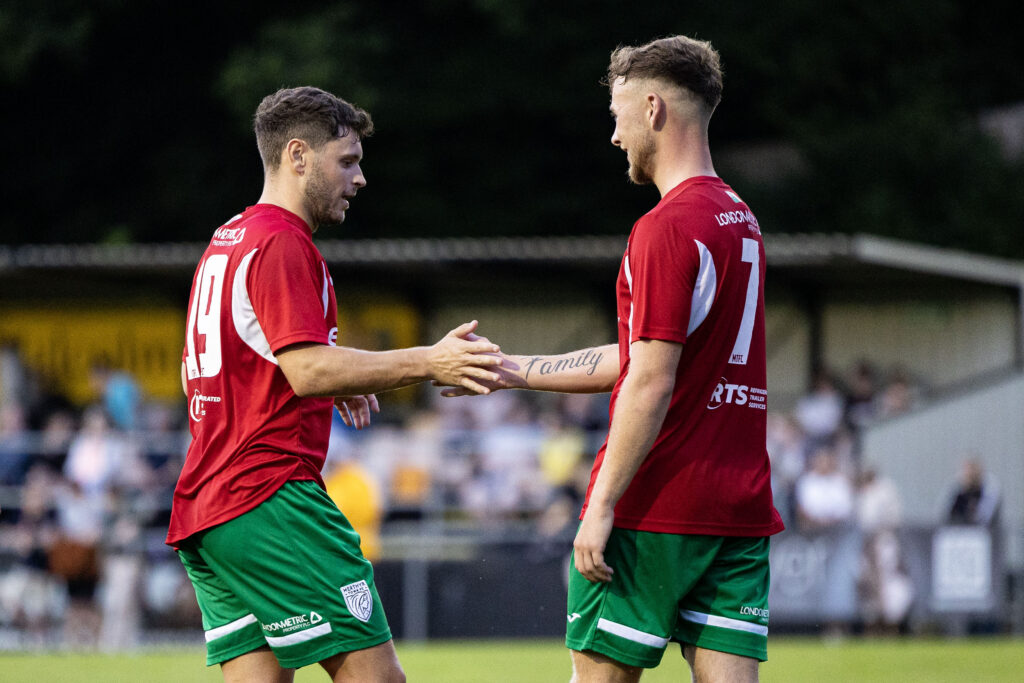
[177,480,392,668]
[566,529,771,667]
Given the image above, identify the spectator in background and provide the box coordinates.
[89,361,142,432]
[0,464,64,647]
[766,413,808,528]
[0,401,32,485]
[877,367,918,420]
[0,344,29,408]
[98,443,158,652]
[33,408,77,474]
[795,445,854,533]
[947,457,1001,526]
[325,454,384,563]
[844,360,878,428]
[856,467,913,635]
[63,406,130,496]
[50,479,104,648]
[794,368,845,449]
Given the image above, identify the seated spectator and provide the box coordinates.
[947,457,1000,526]
[88,362,142,432]
[877,367,919,420]
[794,369,845,448]
[795,446,854,532]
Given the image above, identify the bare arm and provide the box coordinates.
[276,321,503,397]
[573,339,681,582]
[440,343,619,395]
[181,362,187,396]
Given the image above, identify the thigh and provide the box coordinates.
[570,648,643,683]
[566,528,719,669]
[319,639,404,683]
[674,536,771,663]
[192,481,393,669]
[221,647,295,683]
[178,544,267,666]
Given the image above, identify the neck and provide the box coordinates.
[652,127,716,197]
[257,176,314,231]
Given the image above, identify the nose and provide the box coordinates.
[353,165,367,189]
[610,127,622,148]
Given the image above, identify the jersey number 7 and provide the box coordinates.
[729,238,759,365]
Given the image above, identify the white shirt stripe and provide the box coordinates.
[264,622,333,647]
[597,618,669,648]
[205,613,258,642]
[231,248,277,365]
[679,609,768,636]
[624,254,634,344]
[321,262,330,317]
[688,240,717,336]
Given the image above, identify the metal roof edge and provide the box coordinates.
[1,235,1022,287]
[850,234,1024,287]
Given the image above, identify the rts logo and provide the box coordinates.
[707,378,748,409]
[707,378,767,411]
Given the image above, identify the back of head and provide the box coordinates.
[254,86,374,172]
[606,35,723,114]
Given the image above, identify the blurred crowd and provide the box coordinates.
[0,347,1004,649]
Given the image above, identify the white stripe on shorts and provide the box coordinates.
[597,618,669,648]
[679,609,768,636]
[264,622,333,647]
[205,613,258,642]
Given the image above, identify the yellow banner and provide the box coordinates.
[0,300,421,407]
[0,307,186,405]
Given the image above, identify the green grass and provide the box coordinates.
[0,637,1022,682]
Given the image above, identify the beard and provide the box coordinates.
[626,130,656,185]
[303,162,344,230]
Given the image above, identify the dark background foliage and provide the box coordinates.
[2,0,1022,256]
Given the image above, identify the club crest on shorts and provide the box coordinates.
[341,580,373,623]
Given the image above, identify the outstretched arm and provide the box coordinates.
[440,343,620,395]
[276,321,503,397]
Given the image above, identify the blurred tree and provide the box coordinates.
[0,0,1022,257]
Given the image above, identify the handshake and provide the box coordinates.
[425,320,524,397]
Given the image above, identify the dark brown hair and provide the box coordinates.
[606,36,723,111]
[254,86,374,171]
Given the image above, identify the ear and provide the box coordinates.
[646,92,667,131]
[284,138,309,176]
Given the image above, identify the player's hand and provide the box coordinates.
[334,394,379,429]
[427,321,503,395]
[434,353,525,397]
[573,506,615,583]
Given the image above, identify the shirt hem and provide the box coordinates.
[583,515,784,537]
[166,474,320,547]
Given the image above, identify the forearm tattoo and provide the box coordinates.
[523,348,604,381]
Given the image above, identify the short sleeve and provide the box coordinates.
[627,213,698,344]
[247,231,330,352]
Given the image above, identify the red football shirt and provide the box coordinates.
[167,204,338,546]
[583,177,784,537]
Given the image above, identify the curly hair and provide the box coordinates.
[254,86,374,171]
[605,36,723,111]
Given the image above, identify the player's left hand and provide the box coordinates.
[573,506,615,583]
[335,394,380,429]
